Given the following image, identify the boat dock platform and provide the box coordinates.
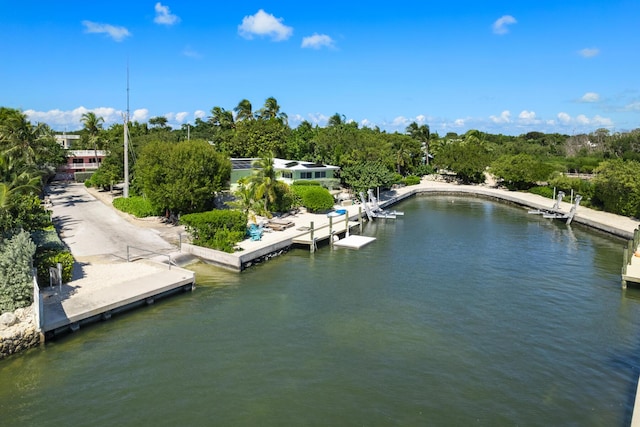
[39,259,195,338]
[292,214,362,252]
[621,227,640,289]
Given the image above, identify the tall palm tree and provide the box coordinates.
[406,122,431,165]
[234,99,254,122]
[210,106,235,130]
[81,111,105,164]
[0,151,42,209]
[0,109,52,166]
[258,97,288,125]
[249,152,277,215]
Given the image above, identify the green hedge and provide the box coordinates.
[291,185,334,213]
[403,175,421,186]
[180,210,248,253]
[113,196,162,218]
[35,249,74,286]
[75,171,94,183]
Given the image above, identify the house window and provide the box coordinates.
[300,172,312,179]
[281,171,292,179]
[72,158,84,164]
[314,171,326,178]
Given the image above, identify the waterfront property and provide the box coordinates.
[1,194,637,426]
[230,157,340,190]
[39,259,195,339]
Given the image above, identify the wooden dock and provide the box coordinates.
[292,214,361,252]
[39,259,195,338]
[622,227,640,288]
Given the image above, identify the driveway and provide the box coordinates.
[47,183,176,262]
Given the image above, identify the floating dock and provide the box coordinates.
[39,259,195,338]
[333,235,376,249]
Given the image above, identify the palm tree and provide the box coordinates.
[81,111,105,164]
[249,152,277,215]
[210,106,235,130]
[406,122,431,165]
[0,151,42,209]
[258,97,288,125]
[0,109,52,166]
[231,177,261,223]
[234,99,254,122]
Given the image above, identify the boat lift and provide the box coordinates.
[359,189,404,220]
[529,190,582,225]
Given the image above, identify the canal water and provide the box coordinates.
[1,195,640,426]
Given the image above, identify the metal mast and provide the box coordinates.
[123,63,130,198]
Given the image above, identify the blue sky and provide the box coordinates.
[1,1,639,136]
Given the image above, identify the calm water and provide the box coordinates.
[2,195,640,426]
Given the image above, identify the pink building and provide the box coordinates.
[56,150,107,180]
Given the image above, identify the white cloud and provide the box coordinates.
[576,114,590,125]
[307,113,330,125]
[301,33,335,49]
[360,118,374,128]
[25,106,124,130]
[580,92,600,102]
[490,110,511,123]
[518,110,537,124]
[391,116,411,127]
[82,20,130,42]
[492,15,517,35]
[238,9,293,41]
[175,112,189,123]
[579,48,600,58]
[132,109,149,122]
[453,118,466,127]
[183,45,202,59]
[154,2,180,26]
[624,101,640,111]
[415,115,427,124]
[592,115,613,126]
[557,112,571,124]
[194,110,207,120]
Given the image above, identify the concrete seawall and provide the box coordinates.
[181,180,639,272]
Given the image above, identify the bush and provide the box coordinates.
[180,210,248,253]
[403,175,421,186]
[291,180,322,187]
[413,164,435,176]
[113,196,162,218]
[528,186,554,199]
[548,174,594,200]
[35,249,74,286]
[74,171,94,183]
[0,230,37,312]
[31,228,66,251]
[296,186,334,213]
[268,181,294,214]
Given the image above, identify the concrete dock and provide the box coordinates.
[40,260,195,337]
[43,183,196,339]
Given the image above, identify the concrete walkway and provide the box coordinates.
[41,183,195,337]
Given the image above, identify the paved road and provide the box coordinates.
[48,183,176,261]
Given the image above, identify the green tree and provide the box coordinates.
[257,97,288,124]
[592,159,640,217]
[81,111,105,165]
[248,152,277,215]
[406,122,431,165]
[435,138,491,184]
[234,99,254,122]
[135,139,231,215]
[340,161,397,194]
[490,154,554,190]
